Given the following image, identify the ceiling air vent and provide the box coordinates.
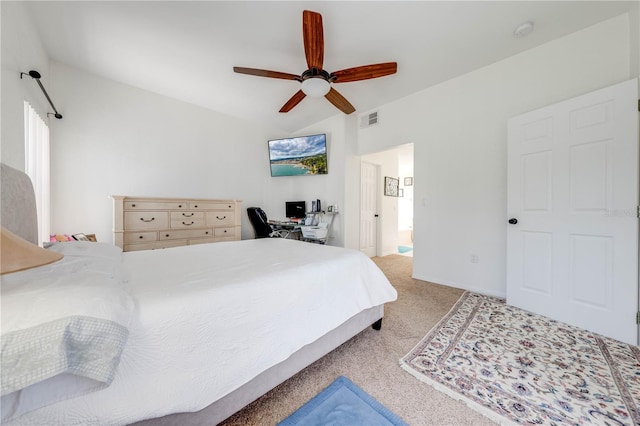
[360,111,379,128]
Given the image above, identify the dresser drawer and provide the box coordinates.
[124,240,186,251]
[159,228,213,240]
[124,231,158,243]
[170,211,206,228]
[214,227,236,238]
[188,236,236,245]
[190,202,235,211]
[205,212,236,226]
[125,201,187,210]
[124,211,169,230]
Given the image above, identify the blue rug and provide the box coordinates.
[398,246,413,253]
[278,376,408,426]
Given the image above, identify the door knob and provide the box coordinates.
[508,218,518,225]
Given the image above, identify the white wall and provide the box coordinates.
[1,1,50,169]
[357,14,633,297]
[47,62,289,242]
[342,115,360,250]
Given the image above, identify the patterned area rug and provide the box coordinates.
[400,292,640,425]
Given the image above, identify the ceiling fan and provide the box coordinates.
[233,10,397,115]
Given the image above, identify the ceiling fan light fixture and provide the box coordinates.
[301,77,330,97]
[233,11,397,114]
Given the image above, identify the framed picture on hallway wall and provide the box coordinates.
[404,177,413,186]
[384,176,399,197]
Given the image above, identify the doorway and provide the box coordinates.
[360,144,414,258]
[397,148,414,257]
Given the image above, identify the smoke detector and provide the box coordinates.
[513,21,534,38]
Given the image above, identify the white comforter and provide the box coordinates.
[1,243,134,422]
[14,238,397,425]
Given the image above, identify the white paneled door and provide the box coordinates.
[507,79,639,345]
[360,161,378,257]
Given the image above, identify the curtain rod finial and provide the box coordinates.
[20,70,41,79]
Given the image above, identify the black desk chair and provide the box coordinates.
[247,207,290,239]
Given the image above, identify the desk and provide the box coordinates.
[267,221,301,239]
[269,212,337,244]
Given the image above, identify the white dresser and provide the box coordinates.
[113,196,242,252]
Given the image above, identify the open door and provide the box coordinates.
[507,78,639,345]
[360,161,378,257]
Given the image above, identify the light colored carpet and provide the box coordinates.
[219,255,494,426]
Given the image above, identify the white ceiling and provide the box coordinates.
[27,1,636,133]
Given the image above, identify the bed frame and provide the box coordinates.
[0,163,385,425]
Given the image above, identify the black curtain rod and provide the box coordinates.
[20,70,63,119]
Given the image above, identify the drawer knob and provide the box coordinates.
[132,204,136,207]
[140,217,155,222]
[183,221,194,226]
[165,234,170,237]
[205,231,209,235]
[223,230,227,233]
[178,204,183,208]
[139,235,144,239]
[182,213,194,217]
[194,205,198,208]
[216,216,226,220]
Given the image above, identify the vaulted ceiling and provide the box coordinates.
[27,1,636,132]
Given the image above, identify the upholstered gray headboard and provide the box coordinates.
[1,163,39,244]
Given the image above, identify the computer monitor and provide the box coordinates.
[285,201,306,219]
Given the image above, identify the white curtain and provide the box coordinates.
[24,101,51,245]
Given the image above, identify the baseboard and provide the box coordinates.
[411,273,506,299]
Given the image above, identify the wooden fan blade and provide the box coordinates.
[233,67,300,80]
[303,10,324,70]
[325,87,355,114]
[280,90,307,113]
[330,62,397,83]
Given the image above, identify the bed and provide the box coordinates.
[0,163,398,425]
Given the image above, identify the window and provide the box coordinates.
[24,101,50,245]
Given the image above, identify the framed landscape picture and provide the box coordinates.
[384,176,399,197]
